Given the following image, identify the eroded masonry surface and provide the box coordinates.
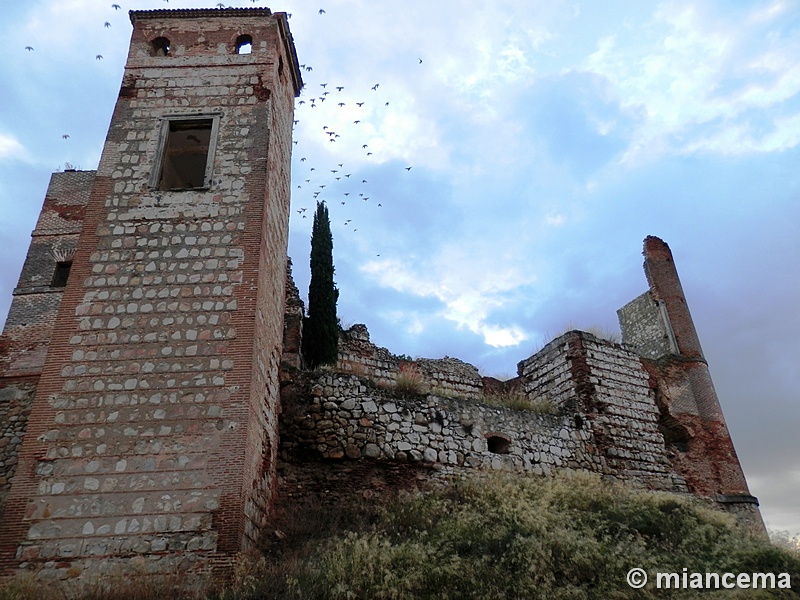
[0,6,760,588]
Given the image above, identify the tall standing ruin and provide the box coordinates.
[0,8,301,579]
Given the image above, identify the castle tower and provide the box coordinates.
[618,237,762,527]
[0,8,301,581]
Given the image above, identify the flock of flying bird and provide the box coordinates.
[289,11,422,242]
[25,3,422,246]
[290,75,418,239]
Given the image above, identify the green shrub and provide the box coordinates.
[4,475,797,599]
[290,474,800,599]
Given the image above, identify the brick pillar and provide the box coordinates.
[632,237,762,530]
[643,235,705,360]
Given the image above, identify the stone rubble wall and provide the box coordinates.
[279,330,688,503]
[0,380,36,524]
[582,337,687,492]
[335,325,484,399]
[280,373,589,474]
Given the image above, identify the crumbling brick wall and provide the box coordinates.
[618,236,762,529]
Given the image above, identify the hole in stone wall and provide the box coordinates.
[486,435,511,455]
[151,37,171,56]
[574,415,584,429]
[236,34,253,55]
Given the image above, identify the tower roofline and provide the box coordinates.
[129,7,273,22]
[128,8,304,96]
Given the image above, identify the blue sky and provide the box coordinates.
[1,0,798,536]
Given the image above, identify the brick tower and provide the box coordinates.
[0,8,301,581]
[618,237,762,528]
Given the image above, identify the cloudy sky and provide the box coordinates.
[1,0,798,536]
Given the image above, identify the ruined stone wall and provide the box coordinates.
[0,171,94,539]
[0,9,301,582]
[279,331,689,507]
[1,171,93,378]
[619,237,759,526]
[617,292,675,360]
[335,325,484,399]
[0,381,36,525]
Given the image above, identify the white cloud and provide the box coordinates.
[583,2,800,161]
[361,249,533,348]
[0,134,28,163]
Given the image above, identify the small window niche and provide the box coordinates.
[486,433,511,455]
[235,34,253,55]
[52,261,72,288]
[153,116,219,191]
[151,37,171,56]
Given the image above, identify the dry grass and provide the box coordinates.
[394,362,424,395]
[3,476,798,599]
[483,391,556,414]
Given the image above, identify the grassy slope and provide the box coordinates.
[3,473,798,599]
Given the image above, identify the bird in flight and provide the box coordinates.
[112,3,121,8]
[405,166,412,171]
[419,58,423,64]
[338,102,345,107]
[104,22,111,28]
[25,46,34,51]
[356,102,364,107]
[319,9,326,14]
[320,83,327,88]
[300,157,306,161]
[372,84,379,90]
[62,134,70,139]
[96,55,103,60]
[336,86,344,91]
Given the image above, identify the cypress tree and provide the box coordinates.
[302,201,339,368]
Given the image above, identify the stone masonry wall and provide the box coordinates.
[0,9,301,582]
[0,381,36,525]
[335,325,484,399]
[617,292,675,360]
[1,170,93,378]
[279,331,688,506]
